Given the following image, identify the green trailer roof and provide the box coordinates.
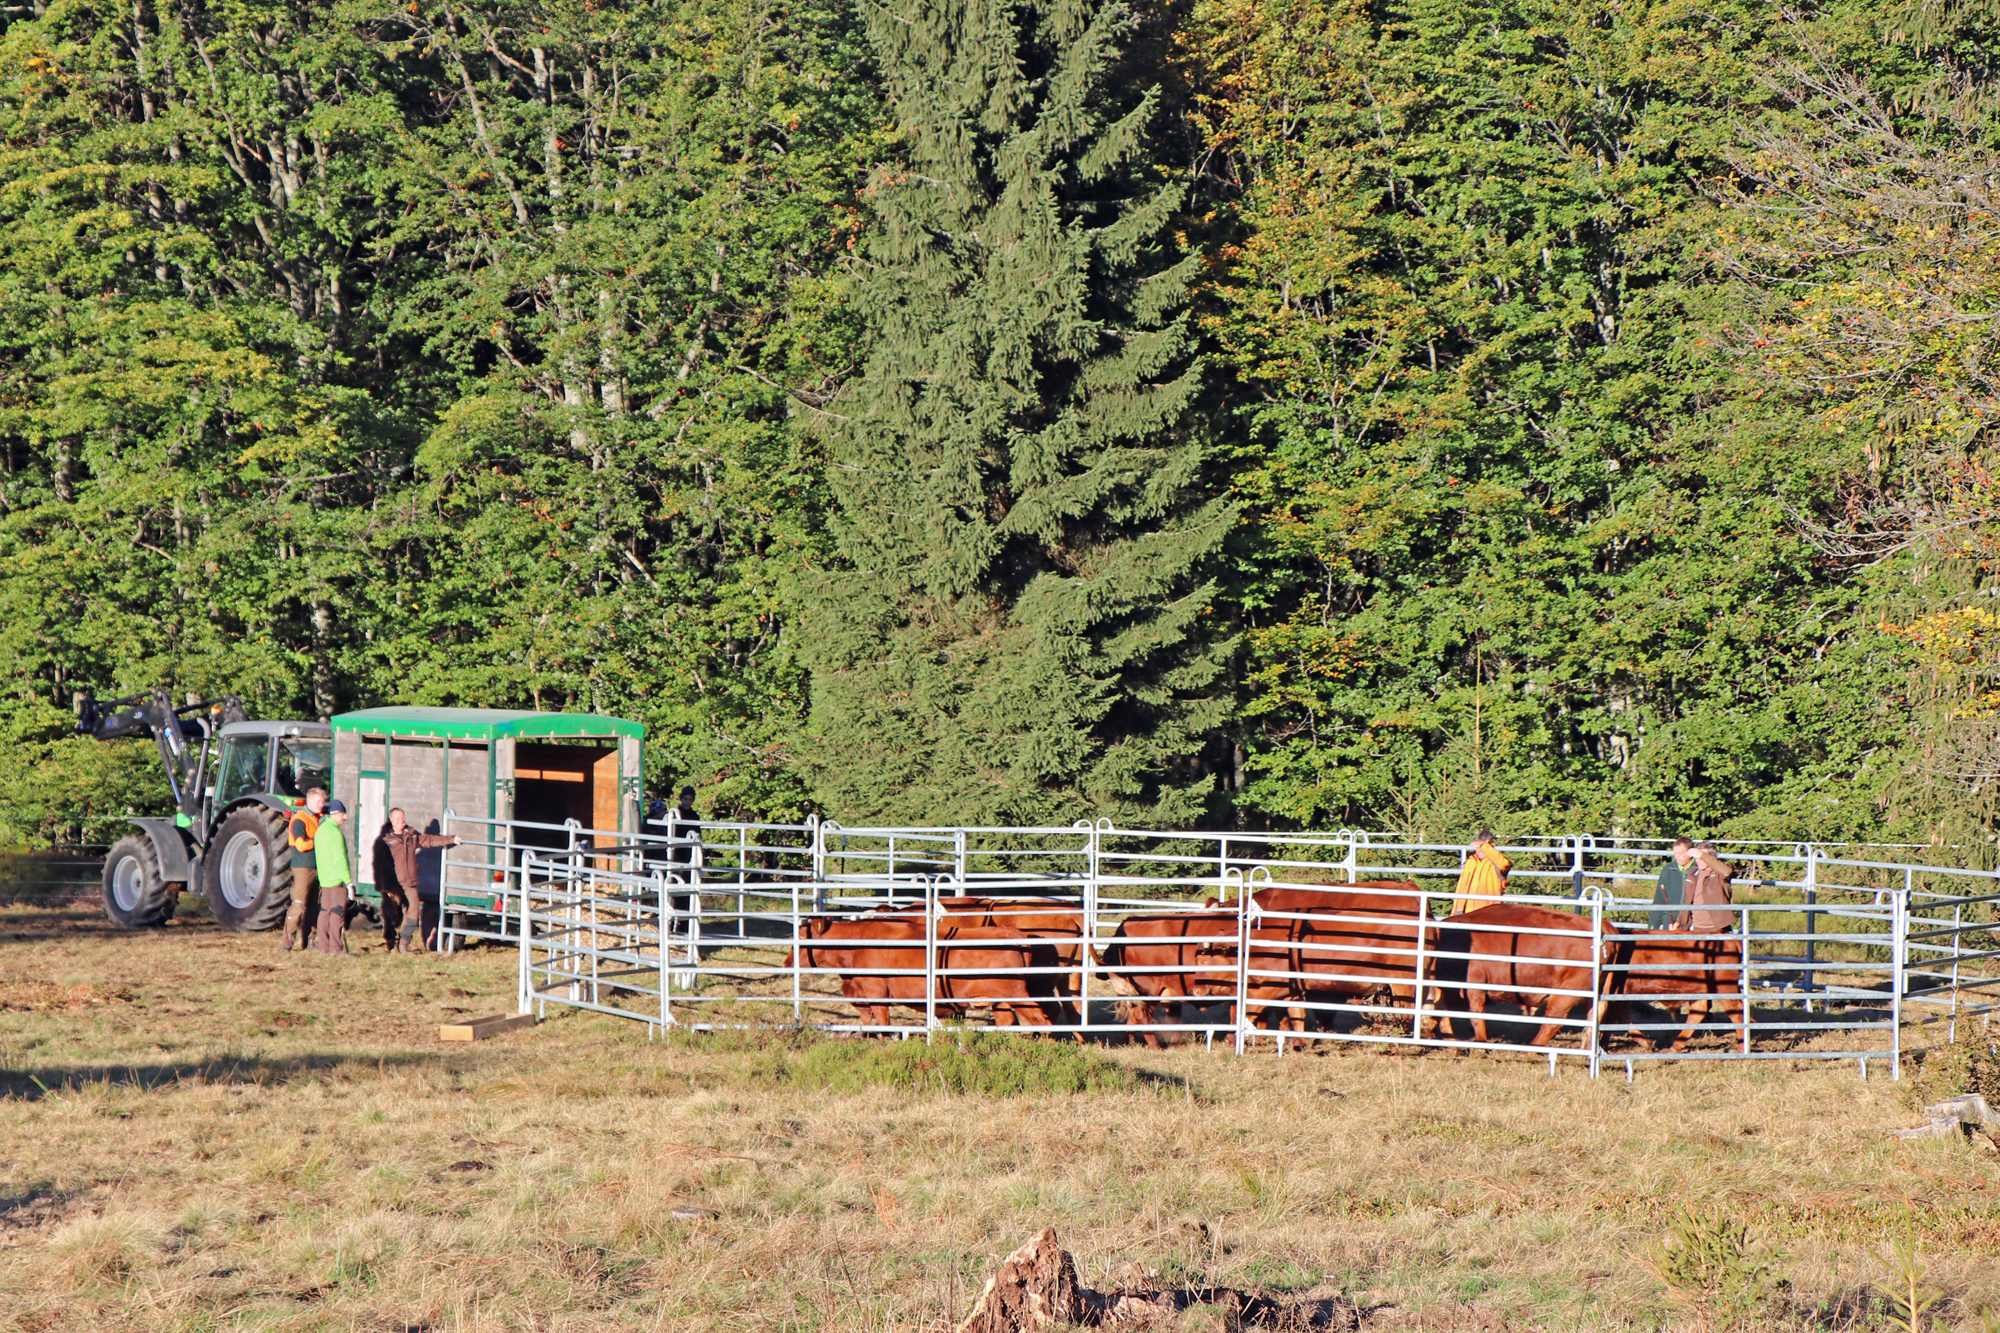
[331,707,643,741]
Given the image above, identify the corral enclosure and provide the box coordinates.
[439,817,2000,1077]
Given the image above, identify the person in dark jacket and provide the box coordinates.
[655,787,701,917]
[1649,837,1695,929]
[379,807,461,954]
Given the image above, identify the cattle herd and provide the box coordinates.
[785,880,1747,1050]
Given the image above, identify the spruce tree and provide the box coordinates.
[803,0,1233,826]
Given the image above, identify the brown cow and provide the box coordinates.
[856,896,1086,1025]
[1444,903,1614,1047]
[1603,926,1748,1053]
[1097,886,1429,1045]
[786,917,1058,1031]
[1249,883,1432,1027]
[1435,906,1750,1053]
[1095,912,1247,1047]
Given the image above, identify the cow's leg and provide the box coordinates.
[1722,988,1747,1046]
[1533,993,1587,1048]
[1161,978,1197,1044]
[1664,989,1742,1053]
[1008,993,1053,1027]
[1665,1002,1702,1053]
[1655,999,1704,1052]
[1133,999,1165,1049]
[1392,981,1445,1038]
[1467,975,1492,1043]
[845,979,885,1037]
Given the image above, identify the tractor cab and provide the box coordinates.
[211,723,334,809]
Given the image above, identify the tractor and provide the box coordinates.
[75,689,332,931]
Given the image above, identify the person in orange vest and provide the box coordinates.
[1449,829,1511,915]
[283,787,326,951]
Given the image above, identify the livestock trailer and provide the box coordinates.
[329,707,644,942]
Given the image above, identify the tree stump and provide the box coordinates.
[955,1227,1083,1333]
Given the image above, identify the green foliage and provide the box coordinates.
[800,0,1234,827]
[1642,1203,1782,1330]
[1909,1029,2000,1115]
[0,702,162,848]
[1,0,1993,846]
[0,0,882,827]
[1869,1210,1947,1333]
[1175,0,1986,842]
[773,1031,1139,1097]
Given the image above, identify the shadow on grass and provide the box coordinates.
[0,1050,438,1101]
[0,1182,86,1231]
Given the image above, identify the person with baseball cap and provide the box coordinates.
[313,799,354,955]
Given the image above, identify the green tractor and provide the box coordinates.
[75,689,332,931]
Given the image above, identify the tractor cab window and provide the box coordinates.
[277,738,332,798]
[215,736,271,806]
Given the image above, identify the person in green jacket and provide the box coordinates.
[1649,836,1694,929]
[314,799,354,955]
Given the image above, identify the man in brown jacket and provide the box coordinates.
[379,808,461,953]
[1673,841,1737,935]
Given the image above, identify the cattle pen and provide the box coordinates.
[427,814,2000,1079]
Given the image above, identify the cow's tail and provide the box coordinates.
[1591,930,1634,1028]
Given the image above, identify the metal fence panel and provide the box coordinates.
[336,815,2000,1075]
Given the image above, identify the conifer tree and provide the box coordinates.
[804,0,1234,825]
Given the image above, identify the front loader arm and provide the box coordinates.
[74,688,247,821]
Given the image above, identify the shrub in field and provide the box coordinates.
[1908,1029,2000,1108]
[778,1031,1139,1097]
[1642,1203,1781,1331]
[1870,1212,1946,1333]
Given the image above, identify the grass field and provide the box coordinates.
[2,898,1998,1332]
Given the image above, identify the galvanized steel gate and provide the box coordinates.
[434,813,2000,1077]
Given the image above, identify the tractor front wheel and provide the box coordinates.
[102,835,178,929]
[205,807,294,933]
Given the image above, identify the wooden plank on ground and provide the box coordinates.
[439,1013,536,1042]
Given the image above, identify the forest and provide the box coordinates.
[1,0,1996,847]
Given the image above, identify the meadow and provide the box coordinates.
[1,899,1997,1332]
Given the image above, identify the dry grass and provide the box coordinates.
[0,900,1998,1332]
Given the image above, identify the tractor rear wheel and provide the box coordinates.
[205,807,294,933]
[102,834,177,929]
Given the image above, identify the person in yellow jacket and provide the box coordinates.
[283,787,327,951]
[1450,829,1510,915]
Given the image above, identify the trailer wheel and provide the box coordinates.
[102,835,177,929]
[205,807,293,933]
